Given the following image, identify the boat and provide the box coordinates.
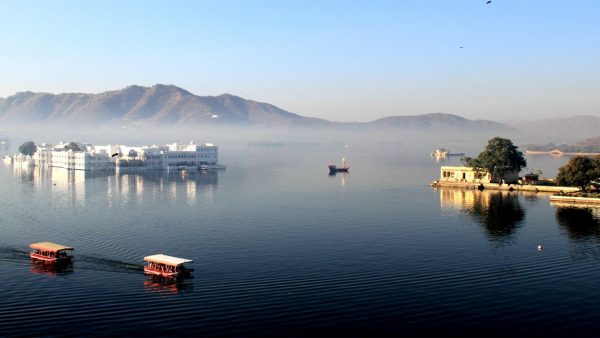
[29,242,74,263]
[431,148,449,158]
[143,254,194,278]
[431,148,465,158]
[328,158,349,174]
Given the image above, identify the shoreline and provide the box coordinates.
[430,180,580,193]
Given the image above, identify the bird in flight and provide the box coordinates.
[486,0,492,4]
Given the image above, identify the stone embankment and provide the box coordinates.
[430,180,580,193]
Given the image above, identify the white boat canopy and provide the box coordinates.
[144,254,193,266]
[30,242,74,252]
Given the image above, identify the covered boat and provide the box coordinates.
[144,254,194,277]
[29,242,74,262]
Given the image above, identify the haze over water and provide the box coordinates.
[2,139,600,336]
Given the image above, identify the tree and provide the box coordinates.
[462,137,527,183]
[18,141,37,156]
[556,156,600,190]
[128,149,138,159]
[64,142,81,152]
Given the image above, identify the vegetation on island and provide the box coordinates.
[462,137,527,183]
[18,141,37,156]
[556,156,600,191]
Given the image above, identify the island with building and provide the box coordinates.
[3,141,224,172]
[431,137,600,205]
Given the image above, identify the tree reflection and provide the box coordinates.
[555,207,600,240]
[468,192,525,243]
[439,188,526,244]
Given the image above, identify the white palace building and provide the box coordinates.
[28,141,223,172]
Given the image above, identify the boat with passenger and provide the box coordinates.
[143,254,194,278]
[328,158,350,174]
[29,242,74,262]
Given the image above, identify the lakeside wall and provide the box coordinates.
[431,180,580,193]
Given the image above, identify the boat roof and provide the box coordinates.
[143,254,193,266]
[30,242,74,252]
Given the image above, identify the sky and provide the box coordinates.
[0,0,599,122]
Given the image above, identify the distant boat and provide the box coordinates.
[431,148,465,158]
[328,158,349,174]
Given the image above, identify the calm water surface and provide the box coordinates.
[1,143,599,336]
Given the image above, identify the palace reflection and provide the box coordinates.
[439,188,526,244]
[7,165,219,206]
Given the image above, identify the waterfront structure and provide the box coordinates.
[9,141,222,172]
[440,166,519,184]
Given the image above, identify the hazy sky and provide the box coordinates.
[0,0,598,122]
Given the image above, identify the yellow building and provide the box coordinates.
[440,166,520,184]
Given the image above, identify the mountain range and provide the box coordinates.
[0,84,513,131]
[0,84,330,126]
[0,85,597,138]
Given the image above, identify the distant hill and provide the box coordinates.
[0,84,514,132]
[365,113,513,131]
[504,116,600,141]
[0,84,329,126]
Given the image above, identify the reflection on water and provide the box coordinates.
[328,172,348,187]
[439,188,526,244]
[29,260,74,276]
[555,206,600,241]
[144,275,194,296]
[7,165,219,206]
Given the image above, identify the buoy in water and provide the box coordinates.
[537,244,543,251]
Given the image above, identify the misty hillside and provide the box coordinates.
[366,113,513,131]
[0,85,516,133]
[0,84,329,126]
[505,116,600,142]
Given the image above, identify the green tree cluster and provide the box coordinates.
[462,137,527,183]
[18,141,37,156]
[556,156,600,190]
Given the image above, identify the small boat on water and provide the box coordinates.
[144,254,194,278]
[29,242,74,263]
[328,158,349,174]
[431,148,465,158]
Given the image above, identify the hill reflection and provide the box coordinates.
[439,188,526,244]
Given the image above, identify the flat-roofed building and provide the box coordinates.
[440,166,519,184]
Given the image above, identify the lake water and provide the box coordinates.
[1,142,600,336]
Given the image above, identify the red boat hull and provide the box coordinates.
[144,267,181,278]
[30,252,72,263]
